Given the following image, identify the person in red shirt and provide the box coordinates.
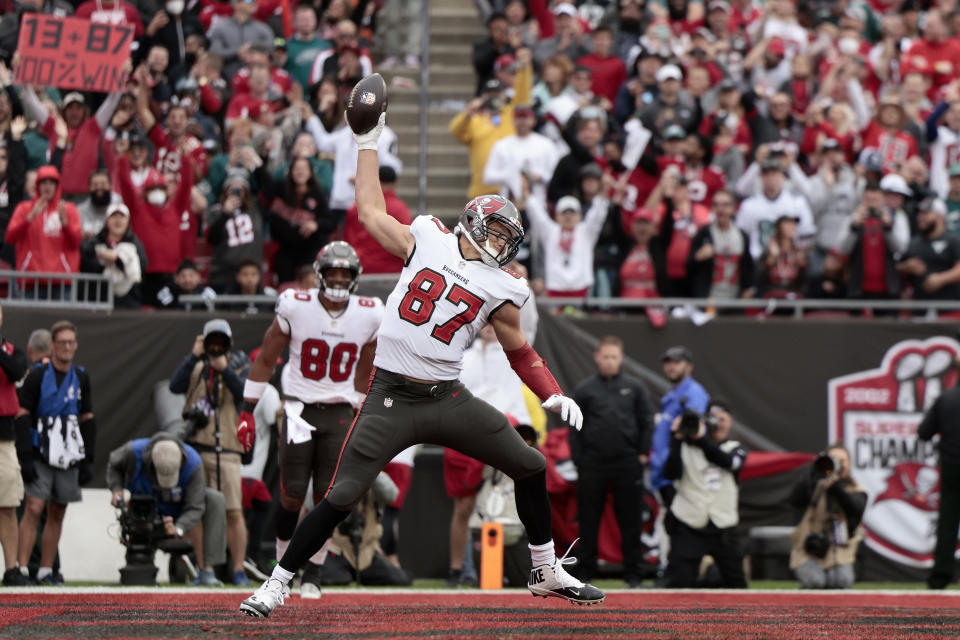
[576,26,627,105]
[344,166,412,274]
[232,46,294,99]
[860,95,920,174]
[682,132,726,206]
[902,8,960,101]
[74,0,144,35]
[619,208,658,299]
[649,169,711,297]
[19,81,127,198]
[226,65,275,125]
[114,151,193,305]
[4,166,82,299]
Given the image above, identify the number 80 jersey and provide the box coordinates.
[277,289,385,405]
[374,215,530,381]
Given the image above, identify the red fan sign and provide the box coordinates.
[14,15,133,93]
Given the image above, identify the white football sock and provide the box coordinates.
[36,567,52,581]
[270,565,294,585]
[276,538,290,563]
[528,540,555,567]
[309,539,331,566]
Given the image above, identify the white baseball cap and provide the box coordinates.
[879,174,912,197]
[655,64,683,83]
[151,440,182,490]
[553,2,577,17]
[556,195,582,215]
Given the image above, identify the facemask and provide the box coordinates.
[166,0,184,15]
[838,38,859,56]
[146,190,168,207]
[321,285,350,302]
[90,190,111,207]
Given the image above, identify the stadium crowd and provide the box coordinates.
[458,0,960,309]
[0,0,952,312]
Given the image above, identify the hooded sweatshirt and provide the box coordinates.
[114,154,192,274]
[4,165,81,274]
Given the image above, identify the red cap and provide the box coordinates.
[768,36,786,56]
[495,53,517,72]
[633,208,655,223]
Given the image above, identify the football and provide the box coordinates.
[346,73,388,135]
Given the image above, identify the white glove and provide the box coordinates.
[542,394,583,431]
[352,112,386,151]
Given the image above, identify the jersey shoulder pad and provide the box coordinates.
[410,214,453,238]
[352,294,384,312]
[276,288,316,321]
[491,269,530,310]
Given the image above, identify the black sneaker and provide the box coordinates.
[444,568,462,587]
[2,568,29,586]
[527,539,605,606]
[38,572,64,586]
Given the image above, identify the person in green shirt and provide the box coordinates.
[285,3,332,89]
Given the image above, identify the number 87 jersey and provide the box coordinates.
[277,288,385,406]
[374,215,530,381]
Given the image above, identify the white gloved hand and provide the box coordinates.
[542,394,583,431]
[352,111,386,151]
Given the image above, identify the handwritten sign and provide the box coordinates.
[14,15,132,93]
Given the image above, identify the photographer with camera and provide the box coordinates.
[106,433,227,586]
[662,399,748,589]
[169,319,251,586]
[837,181,910,302]
[789,444,866,589]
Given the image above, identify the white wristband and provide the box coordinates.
[243,379,268,401]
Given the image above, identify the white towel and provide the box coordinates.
[284,400,315,444]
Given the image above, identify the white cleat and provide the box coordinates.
[239,578,288,618]
[527,539,605,606]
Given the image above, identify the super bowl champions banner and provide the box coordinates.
[829,337,960,568]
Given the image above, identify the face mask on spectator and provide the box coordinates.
[146,189,168,207]
[838,38,859,55]
[166,0,184,15]
[90,189,111,207]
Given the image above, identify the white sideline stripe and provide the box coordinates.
[1,587,959,596]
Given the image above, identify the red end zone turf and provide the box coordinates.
[1,590,960,639]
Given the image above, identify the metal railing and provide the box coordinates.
[417,0,431,215]
[535,296,960,319]
[0,270,113,310]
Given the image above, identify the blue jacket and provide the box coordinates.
[649,376,710,490]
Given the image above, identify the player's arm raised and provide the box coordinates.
[489,302,583,430]
[237,318,290,452]
[354,115,414,261]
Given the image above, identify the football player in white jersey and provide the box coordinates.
[241,111,604,618]
[237,241,383,599]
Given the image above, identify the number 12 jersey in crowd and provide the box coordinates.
[374,215,529,382]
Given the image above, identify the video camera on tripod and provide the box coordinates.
[116,495,192,585]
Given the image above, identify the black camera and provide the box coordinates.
[814,452,843,476]
[181,406,208,441]
[803,532,830,559]
[117,495,168,585]
[867,207,882,219]
[678,408,702,438]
